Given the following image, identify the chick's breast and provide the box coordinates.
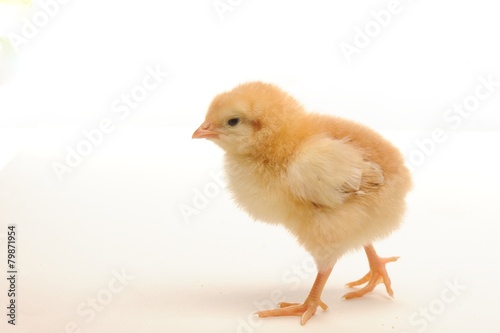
[224,155,299,226]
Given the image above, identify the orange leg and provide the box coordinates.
[343,244,399,299]
[256,267,332,325]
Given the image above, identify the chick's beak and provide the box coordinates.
[192,122,219,139]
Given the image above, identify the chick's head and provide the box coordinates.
[192,81,304,155]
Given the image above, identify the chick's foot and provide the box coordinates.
[257,267,333,325]
[256,297,328,325]
[343,244,399,299]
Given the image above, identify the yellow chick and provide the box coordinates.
[192,82,412,325]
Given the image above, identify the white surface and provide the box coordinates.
[1,1,500,332]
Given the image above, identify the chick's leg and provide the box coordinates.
[256,267,332,325]
[343,244,399,299]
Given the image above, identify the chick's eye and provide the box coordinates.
[227,117,240,127]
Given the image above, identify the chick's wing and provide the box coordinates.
[286,136,384,208]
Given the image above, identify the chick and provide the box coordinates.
[192,82,412,325]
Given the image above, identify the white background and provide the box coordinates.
[1,0,499,332]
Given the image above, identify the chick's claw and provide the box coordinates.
[256,298,328,325]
